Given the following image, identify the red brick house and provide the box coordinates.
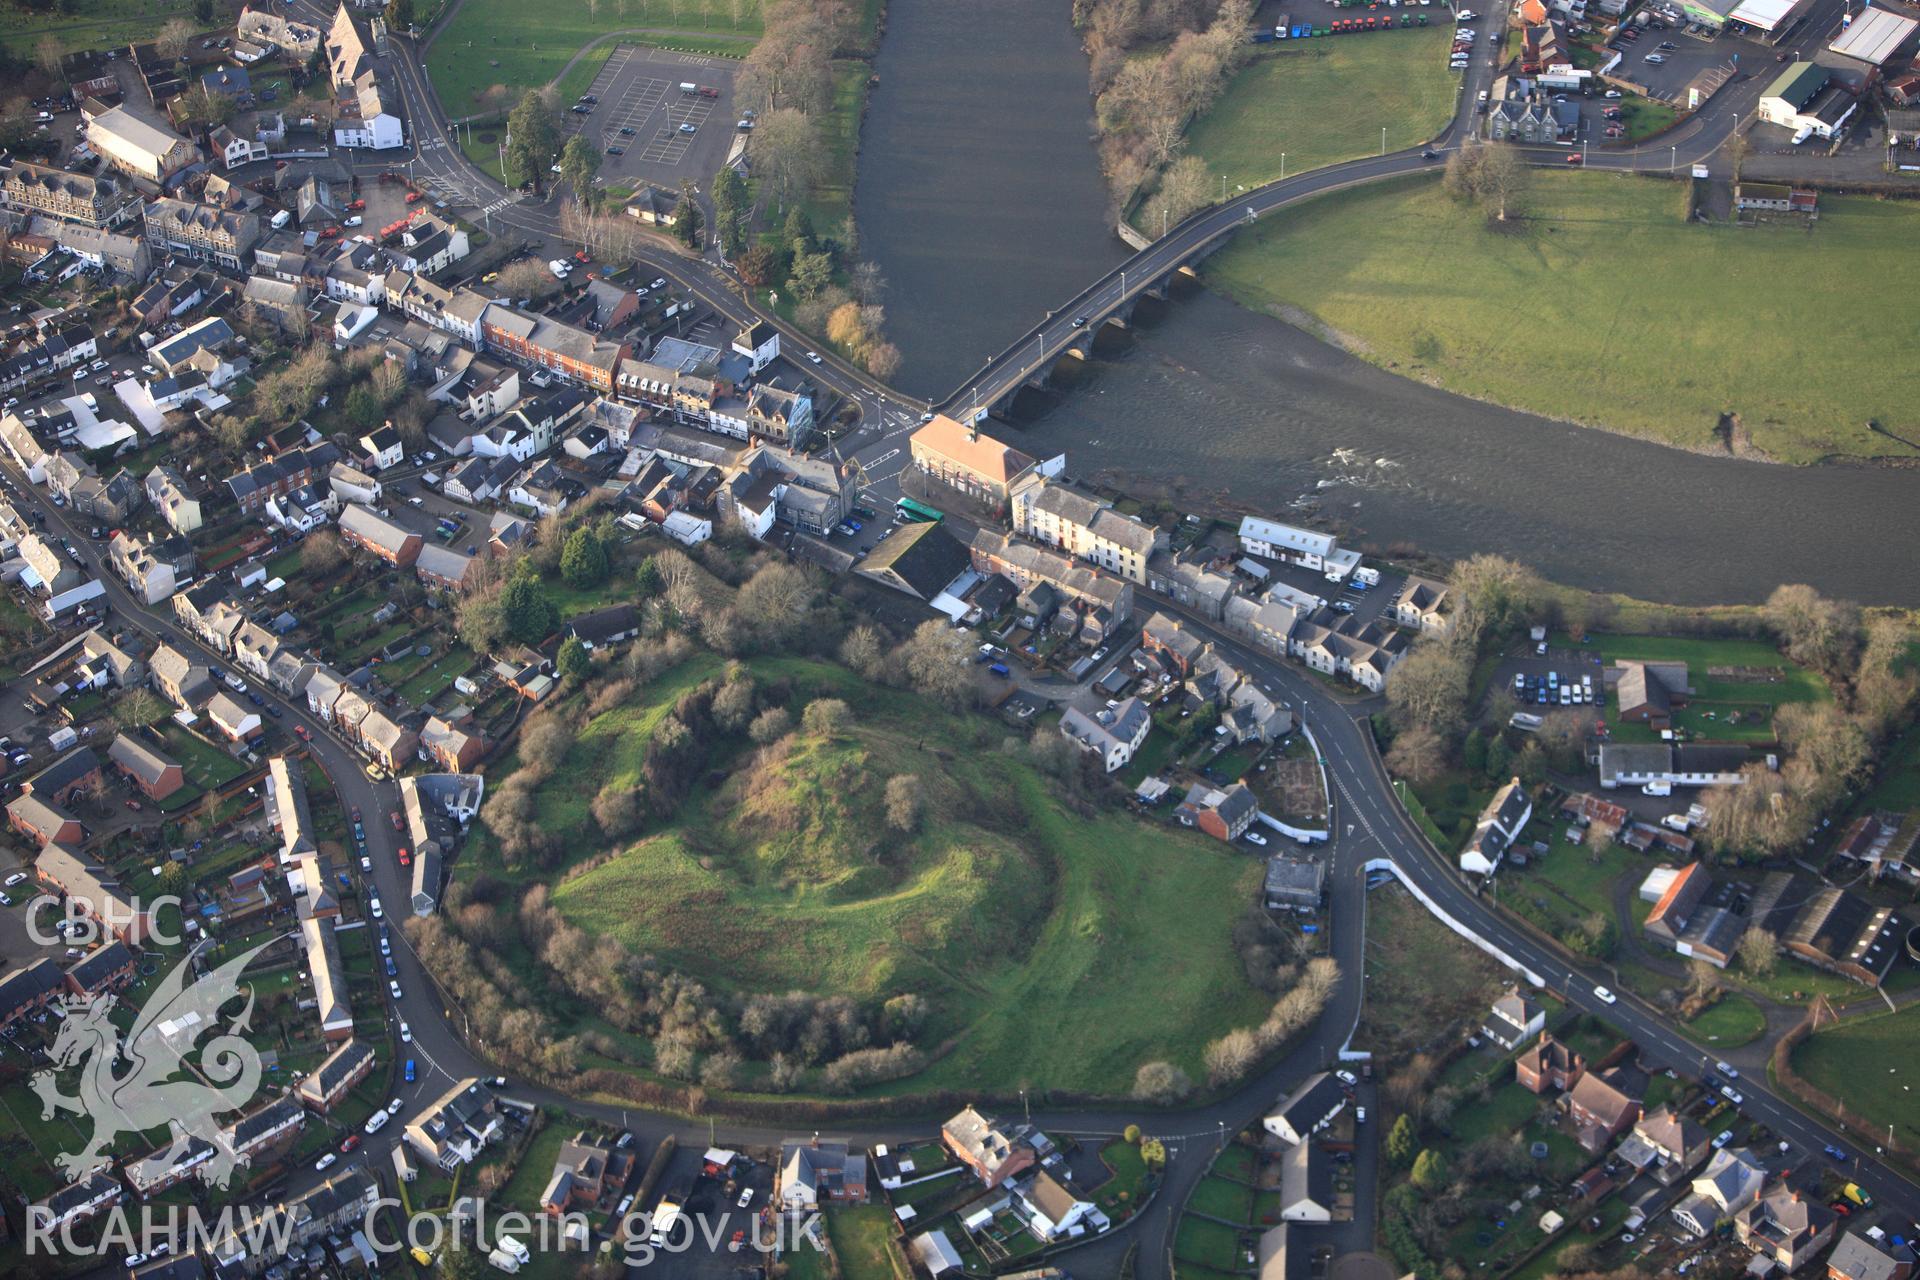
[22,747,104,807]
[35,843,156,945]
[297,1039,377,1112]
[108,733,185,801]
[7,793,83,845]
[64,940,136,998]
[0,958,68,1030]
[1517,1032,1586,1095]
[539,1132,615,1215]
[420,715,487,771]
[1176,781,1259,843]
[338,504,422,567]
[1566,1068,1642,1152]
[943,1107,1036,1188]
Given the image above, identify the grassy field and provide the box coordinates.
[427,0,761,114]
[1688,993,1765,1048]
[1204,171,1920,463]
[827,1205,909,1280]
[520,655,1269,1096]
[1174,1216,1241,1273]
[1181,31,1458,196]
[0,0,201,58]
[1791,1005,1920,1149]
[1497,826,1647,946]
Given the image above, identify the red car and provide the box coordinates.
[390,811,403,831]
[397,847,411,866]
[347,198,366,211]
[1566,154,1583,165]
[319,226,341,239]
[340,1135,361,1153]
[405,191,423,204]
[124,799,142,812]
[294,724,312,742]
[573,249,590,264]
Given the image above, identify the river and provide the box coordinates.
[854,7,1920,607]
[853,0,1129,398]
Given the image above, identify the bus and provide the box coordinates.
[896,497,944,525]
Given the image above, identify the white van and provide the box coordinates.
[270,210,292,229]
[497,1237,531,1264]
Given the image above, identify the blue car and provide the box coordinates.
[1825,1145,1848,1162]
[404,1059,416,1083]
[385,957,398,977]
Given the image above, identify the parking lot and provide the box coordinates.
[568,45,740,190]
[1607,11,1736,106]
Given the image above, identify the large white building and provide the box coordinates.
[1756,62,1858,140]
[86,105,200,182]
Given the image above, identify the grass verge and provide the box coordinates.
[1181,30,1458,195]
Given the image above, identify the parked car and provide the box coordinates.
[315,1153,337,1172]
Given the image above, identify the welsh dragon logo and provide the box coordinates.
[32,939,277,1189]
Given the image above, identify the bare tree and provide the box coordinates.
[883,774,923,833]
[1444,141,1530,223]
[1145,153,1212,235]
[841,625,886,680]
[1385,642,1471,735]
[1384,724,1446,785]
[749,108,825,209]
[850,260,887,305]
[1765,584,1861,678]
[302,529,349,576]
[496,258,563,302]
[899,619,975,709]
[866,342,902,381]
[735,561,814,643]
[34,36,65,86]
[1737,926,1777,976]
[156,19,197,59]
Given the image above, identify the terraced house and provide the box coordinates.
[1012,479,1164,585]
[967,527,1134,642]
[2,160,142,229]
[142,198,261,271]
[482,310,627,392]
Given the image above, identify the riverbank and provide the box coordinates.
[1202,169,1920,466]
